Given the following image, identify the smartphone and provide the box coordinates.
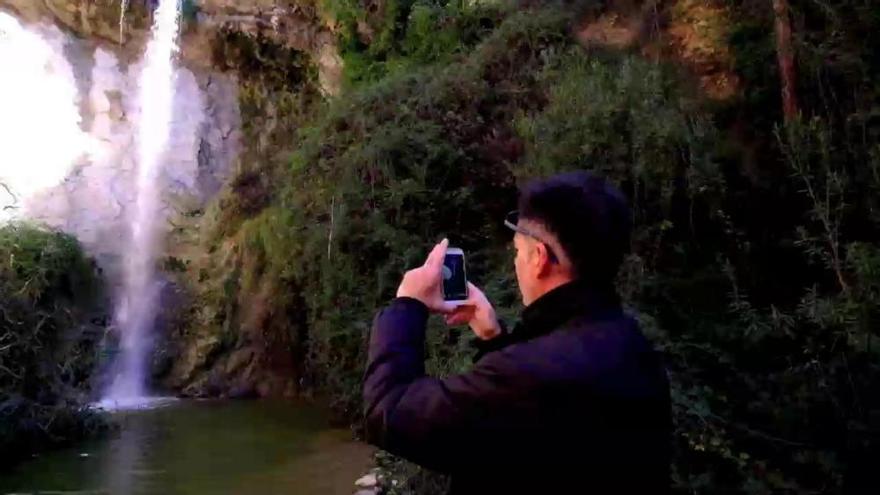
[442,247,468,304]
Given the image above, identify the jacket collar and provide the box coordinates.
[514,280,622,340]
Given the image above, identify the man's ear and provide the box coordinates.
[535,242,553,278]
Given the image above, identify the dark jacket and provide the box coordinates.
[363,281,671,494]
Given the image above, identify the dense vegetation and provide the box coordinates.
[166,0,879,493]
[0,223,105,466]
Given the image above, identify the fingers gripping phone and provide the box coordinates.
[442,248,469,304]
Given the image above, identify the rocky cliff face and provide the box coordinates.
[0,1,341,92]
[193,0,342,95]
[0,2,239,286]
[0,0,338,398]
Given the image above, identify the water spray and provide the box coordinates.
[102,0,181,409]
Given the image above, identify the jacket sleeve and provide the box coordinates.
[363,297,533,473]
[470,320,512,363]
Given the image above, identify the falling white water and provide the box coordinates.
[102,0,181,408]
[0,14,93,218]
[119,0,130,42]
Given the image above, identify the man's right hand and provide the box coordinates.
[444,282,502,340]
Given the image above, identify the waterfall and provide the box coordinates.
[102,0,181,408]
[119,0,129,43]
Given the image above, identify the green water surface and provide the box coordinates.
[0,400,373,495]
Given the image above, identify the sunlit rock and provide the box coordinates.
[0,13,91,218]
[355,473,379,488]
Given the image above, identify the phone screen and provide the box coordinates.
[442,251,468,301]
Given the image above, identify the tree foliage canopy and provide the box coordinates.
[166,1,880,492]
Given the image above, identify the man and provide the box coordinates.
[363,171,671,494]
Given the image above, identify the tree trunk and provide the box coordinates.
[772,0,799,122]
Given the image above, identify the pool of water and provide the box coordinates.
[0,400,374,495]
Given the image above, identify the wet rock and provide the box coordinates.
[227,383,258,399]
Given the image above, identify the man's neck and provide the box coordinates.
[516,279,622,341]
[527,276,574,307]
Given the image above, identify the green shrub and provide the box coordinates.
[0,223,106,466]
[323,0,511,86]
[253,9,575,416]
[182,1,880,493]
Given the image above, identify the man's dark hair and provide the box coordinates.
[518,171,631,285]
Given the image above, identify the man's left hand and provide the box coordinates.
[444,282,502,340]
[396,238,457,314]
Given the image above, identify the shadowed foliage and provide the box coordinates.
[0,223,107,467]
[162,1,879,492]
